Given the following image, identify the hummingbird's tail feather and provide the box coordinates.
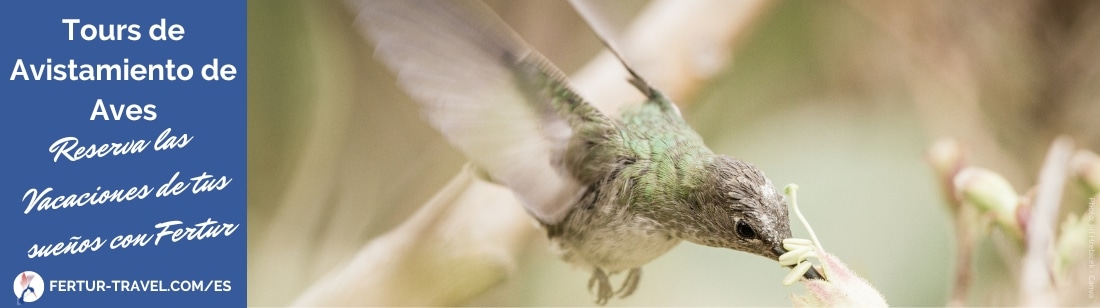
[349,0,610,224]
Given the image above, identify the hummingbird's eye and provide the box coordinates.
[735,220,756,239]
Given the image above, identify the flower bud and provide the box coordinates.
[1070,150,1100,195]
[927,138,966,210]
[927,138,964,180]
[953,167,1022,238]
[791,250,888,307]
[1053,213,1089,280]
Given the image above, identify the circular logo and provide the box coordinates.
[13,271,44,304]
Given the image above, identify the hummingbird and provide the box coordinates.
[349,0,821,304]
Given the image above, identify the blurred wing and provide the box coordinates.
[569,0,681,116]
[568,0,651,96]
[349,0,582,224]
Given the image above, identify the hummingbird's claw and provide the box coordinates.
[615,268,642,298]
[588,268,613,305]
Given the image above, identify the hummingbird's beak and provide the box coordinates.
[772,246,824,281]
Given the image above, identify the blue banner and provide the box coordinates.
[1,1,246,307]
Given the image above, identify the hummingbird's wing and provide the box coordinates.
[349,0,590,224]
[568,0,682,118]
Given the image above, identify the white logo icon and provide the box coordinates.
[13,271,44,304]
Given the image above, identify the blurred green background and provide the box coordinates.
[247,0,1100,306]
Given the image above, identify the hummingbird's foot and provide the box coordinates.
[587,268,613,305]
[615,267,642,298]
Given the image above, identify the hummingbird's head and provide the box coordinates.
[679,155,792,260]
